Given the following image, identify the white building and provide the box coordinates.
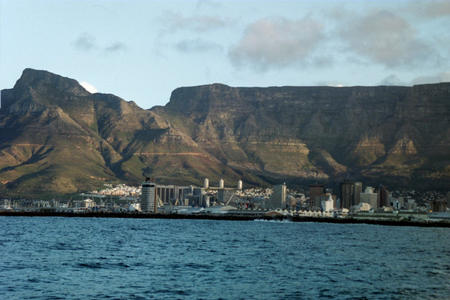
[83,198,95,208]
[360,186,378,208]
[237,179,243,190]
[352,202,372,212]
[321,193,334,212]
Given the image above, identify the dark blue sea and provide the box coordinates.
[0,217,449,299]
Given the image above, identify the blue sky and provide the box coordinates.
[1,0,449,109]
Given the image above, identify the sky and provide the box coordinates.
[1,0,449,109]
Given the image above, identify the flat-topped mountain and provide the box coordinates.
[1,69,449,196]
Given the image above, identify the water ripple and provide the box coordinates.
[0,217,449,299]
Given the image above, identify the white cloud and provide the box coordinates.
[339,10,433,68]
[406,0,450,19]
[105,42,127,53]
[229,17,325,71]
[379,74,406,86]
[378,72,450,86]
[316,81,345,87]
[74,33,96,51]
[411,71,450,85]
[73,33,127,54]
[174,39,222,53]
[80,81,98,94]
[328,83,344,88]
[195,0,222,10]
[162,12,230,33]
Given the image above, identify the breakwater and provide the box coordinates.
[1,211,449,228]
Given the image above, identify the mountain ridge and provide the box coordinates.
[1,68,449,197]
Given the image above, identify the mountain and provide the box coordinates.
[0,69,449,197]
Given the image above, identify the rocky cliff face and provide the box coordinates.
[161,83,450,187]
[0,69,449,196]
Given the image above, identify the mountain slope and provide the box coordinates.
[159,83,450,187]
[0,69,449,196]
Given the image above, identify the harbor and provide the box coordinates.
[1,209,449,228]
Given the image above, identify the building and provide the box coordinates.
[360,187,378,209]
[432,199,447,212]
[309,184,325,210]
[406,199,417,210]
[155,185,187,206]
[141,178,156,212]
[237,179,243,190]
[267,183,287,209]
[353,202,371,212]
[340,181,354,209]
[320,193,334,212]
[218,189,235,204]
[378,185,390,207]
[192,187,205,206]
[83,198,95,209]
[354,182,362,205]
[340,180,364,209]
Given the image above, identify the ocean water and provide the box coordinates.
[0,217,449,300]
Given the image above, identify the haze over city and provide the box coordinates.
[1,0,449,109]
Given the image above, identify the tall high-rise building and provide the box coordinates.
[269,183,287,209]
[340,181,365,209]
[309,184,325,210]
[354,182,362,205]
[340,181,354,209]
[378,185,390,207]
[141,178,156,212]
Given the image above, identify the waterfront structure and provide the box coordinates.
[218,189,235,204]
[155,185,187,206]
[204,195,211,207]
[141,178,156,212]
[309,184,325,210]
[191,187,205,206]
